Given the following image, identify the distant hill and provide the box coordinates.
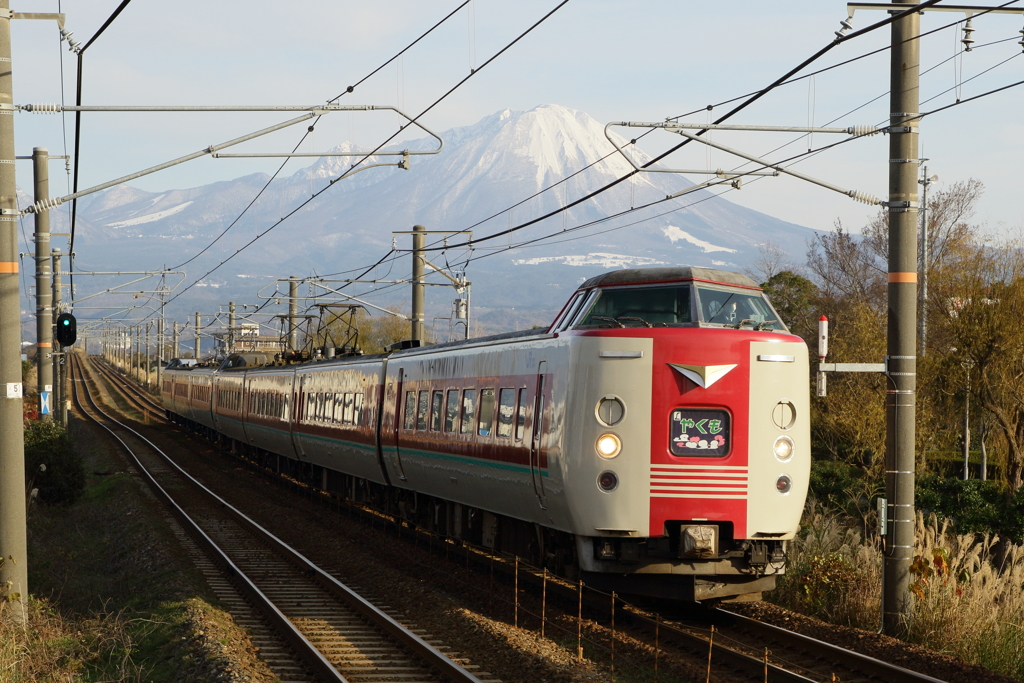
[21,104,819,339]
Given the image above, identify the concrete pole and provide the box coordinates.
[228,301,236,355]
[135,325,140,382]
[145,323,151,388]
[963,371,971,480]
[52,250,63,422]
[157,316,164,390]
[0,0,28,623]
[411,224,425,343]
[883,3,919,638]
[195,312,201,361]
[919,165,930,357]
[32,148,53,419]
[288,278,299,352]
[173,321,179,358]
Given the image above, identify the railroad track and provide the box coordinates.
[71,353,496,683]
[87,354,950,683]
[90,357,166,419]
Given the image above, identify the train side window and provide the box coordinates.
[283,393,290,421]
[478,388,496,437]
[305,393,314,422]
[417,390,429,431]
[497,389,515,438]
[557,292,588,331]
[515,388,528,440]
[430,391,444,431]
[353,393,363,426]
[343,393,354,424]
[444,390,459,432]
[403,391,416,430]
[460,389,477,435]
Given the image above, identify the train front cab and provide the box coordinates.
[555,267,810,602]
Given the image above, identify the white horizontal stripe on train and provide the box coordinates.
[651,492,747,499]
[652,485,748,493]
[652,474,747,481]
[651,464,748,471]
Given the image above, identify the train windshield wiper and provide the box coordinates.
[591,316,625,328]
[618,316,653,328]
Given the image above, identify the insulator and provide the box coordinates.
[847,125,880,137]
[31,197,65,213]
[1018,26,1023,53]
[21,103,62,113]
[962,18,975,52]
[849,190,880,205]
[834,15,854,40]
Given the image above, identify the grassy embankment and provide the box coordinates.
[772,504,1024,680]
[2,364,260,681]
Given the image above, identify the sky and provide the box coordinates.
[10,0,1024,264]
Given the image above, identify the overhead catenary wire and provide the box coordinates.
[254,16,1024,313]
[167,2,473,272]
[69,0,135,298]
[157,0,572,311]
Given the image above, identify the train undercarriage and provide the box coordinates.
[170,410,783,602]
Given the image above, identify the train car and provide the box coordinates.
[158,267,809,602]
[293,358,387,485]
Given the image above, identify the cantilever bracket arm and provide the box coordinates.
[603,121,882,205]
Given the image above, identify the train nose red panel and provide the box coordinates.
[649,331,751,539]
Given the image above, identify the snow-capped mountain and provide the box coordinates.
[25,104,819,334]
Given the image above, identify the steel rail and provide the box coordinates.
[91,357,165,417]
[71,354,484,683]
[715,609,949,683]
[70,354,346,683]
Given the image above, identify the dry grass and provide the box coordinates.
[772,507,1024,680]
[0,598,157,682]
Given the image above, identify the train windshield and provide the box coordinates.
[575,285,692,328]
[695,286,782,330]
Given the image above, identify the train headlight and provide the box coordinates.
[776,474,792,494]
[773,435,794,462]
[598,471,619,492]
[596,433,622,458]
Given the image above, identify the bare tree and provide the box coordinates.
[746,239,791,283]
[806,220,886,311]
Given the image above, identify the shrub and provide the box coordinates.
[916,475,1024,541]
[24,420,85,506]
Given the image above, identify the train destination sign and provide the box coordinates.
[669,408,730,456]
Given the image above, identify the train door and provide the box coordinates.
[294,374,307,458]
[529,361,547,510]
[392,367,408,481]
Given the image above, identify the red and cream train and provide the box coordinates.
[159,267,809,601]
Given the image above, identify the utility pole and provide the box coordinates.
[0,0,28,624]
[157,316,164,390]
[52,249,67,426]
[411,224,425,343]
[32,147,53,420]
[288,278,299,352]
[173,321,179,358]
[883,2,919,638]
[195,312,201,360]
[228,301,236,355]
[918,165,937,357]
[145,323,151,388]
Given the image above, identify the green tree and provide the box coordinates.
[761,270,818,344]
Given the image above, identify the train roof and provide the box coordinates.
[578,267,760,290]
